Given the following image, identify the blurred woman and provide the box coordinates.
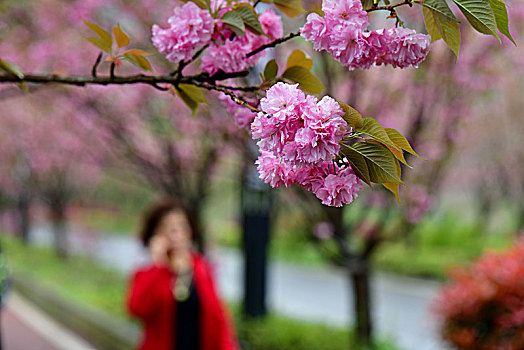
[126,198,238,350]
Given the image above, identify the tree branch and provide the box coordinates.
[246,31,301,58]
[367,0,415,13]
[171,44,209,77]
[192,81,261,113]
[0,71,248,89]
[92,53,103,78]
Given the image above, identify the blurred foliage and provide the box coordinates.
[2,235,398,350]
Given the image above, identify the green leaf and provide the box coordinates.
[222,10,246,37]
[181,0,209,10]
[367,139,409,167]
[176,84,206,116]
[234,3,265,36]
[488,0,516,45]
[273,0,305,17]
[423,0,460,22]
[120,49,152,56]
[384,128,427,161]
[88,37,112,53]
[123,53,153,72]
[424,7,443,41]
[361,0,375,11]
[84,20,113,51]
[357,117,401,153]
[286,49,313,70]
[0,58,24,79]
[113,24,130,48]
[424,7,461,57]
[384,158,403,203]
[179,84,206,103]
[264,59,278,81]
[337,101,363,128]
[383,182,401,204]
[282,66,325,94]
[341,147,372,187]
[349,142,404,184]
[452,0,499,40]
[176,89,198,115]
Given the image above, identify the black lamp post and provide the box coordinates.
[241,149,272,318]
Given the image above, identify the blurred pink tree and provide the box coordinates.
[0,91,105,257]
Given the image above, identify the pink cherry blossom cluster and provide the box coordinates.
[256,151,363,207]
[301,0,431,69]
[152,2,214,64]
[201,9,283,74]
[251,83,362,207]
[252,83,348,166]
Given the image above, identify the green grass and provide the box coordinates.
[2,235,398,350]
[2,234,129,320]
[373,212,515,280]
[70,207,139,235]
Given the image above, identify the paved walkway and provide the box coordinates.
[28,224,450,350]
[2,292,95,350]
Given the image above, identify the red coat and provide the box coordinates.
[126,253,239,350]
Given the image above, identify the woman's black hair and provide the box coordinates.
[139,198,199,247]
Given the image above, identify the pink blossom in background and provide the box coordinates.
[313,221,334,240]
[402,185,432,223]
[200,9,282,74]
[218,93,258,128]
[152,2,214,63]
[301,0,430,70]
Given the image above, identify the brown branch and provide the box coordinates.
[215,84,261,92]
[192,81,261,113]
[171,44,209,77]
[110,62,116,79]
[0,71,249,89]
[246,31,301,58]
[366,0,415,13]
[92,53,103,78]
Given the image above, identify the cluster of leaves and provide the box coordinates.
[85,21,153,72]
[262,49,324,94]
[339,108,424,203]
[422,0,515,57]
[435,239,524,349]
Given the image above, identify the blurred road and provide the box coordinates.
[1,292,95,350]
[29,224,450,350]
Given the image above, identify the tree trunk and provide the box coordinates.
[51,205,68,258]
[187,204,205,254]
[350,258,373,347]
[16,193,31,243]
[325,206,374,346]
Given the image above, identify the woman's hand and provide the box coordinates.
[149,234,171,266]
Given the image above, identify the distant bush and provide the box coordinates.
[434,239,524,349]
